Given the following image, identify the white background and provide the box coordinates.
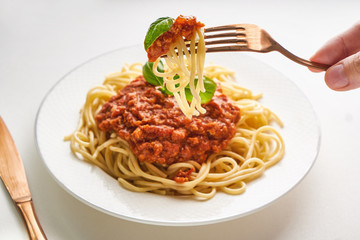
[1,0,360,239]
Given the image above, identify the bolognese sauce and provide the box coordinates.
[146,15,204,62]
[96,76,240,166]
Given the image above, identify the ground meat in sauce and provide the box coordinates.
[96,76,240,166]
[147,15,204,62]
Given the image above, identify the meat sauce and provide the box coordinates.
[147,15,204,62]
[96,76,240,168]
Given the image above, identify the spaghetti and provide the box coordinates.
[148,15,206,118]
[65,63,285,200]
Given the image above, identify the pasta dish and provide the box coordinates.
[65,15,285,200]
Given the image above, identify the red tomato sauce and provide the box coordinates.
[96,76,240,167]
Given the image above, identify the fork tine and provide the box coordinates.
[205,24,245,32]
[205,32,246,39]
[205,38,247,46]
[206,45,249,53]
[182,40,246,48]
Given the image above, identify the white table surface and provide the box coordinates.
[1,0,360,239]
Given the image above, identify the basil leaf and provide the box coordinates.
[144,17,173,51]
[142,61,164,86]
[185,76,217,104]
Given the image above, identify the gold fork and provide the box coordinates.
[204,24,330,71]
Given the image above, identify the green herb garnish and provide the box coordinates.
[144,17,173,51]
[142,61,164,86]
[185,76,217,104]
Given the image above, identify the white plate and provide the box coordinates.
[35,45,320,226]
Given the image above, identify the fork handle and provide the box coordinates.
[273,43,331,71]
[16,200,47,240]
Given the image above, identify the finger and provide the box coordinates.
[324,51,360,91]
[309,22,360,72]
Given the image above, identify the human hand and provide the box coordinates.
[310,23,360,91]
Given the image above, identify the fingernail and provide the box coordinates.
[325,64,349,89]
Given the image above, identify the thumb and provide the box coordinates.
[325,51,360,91]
